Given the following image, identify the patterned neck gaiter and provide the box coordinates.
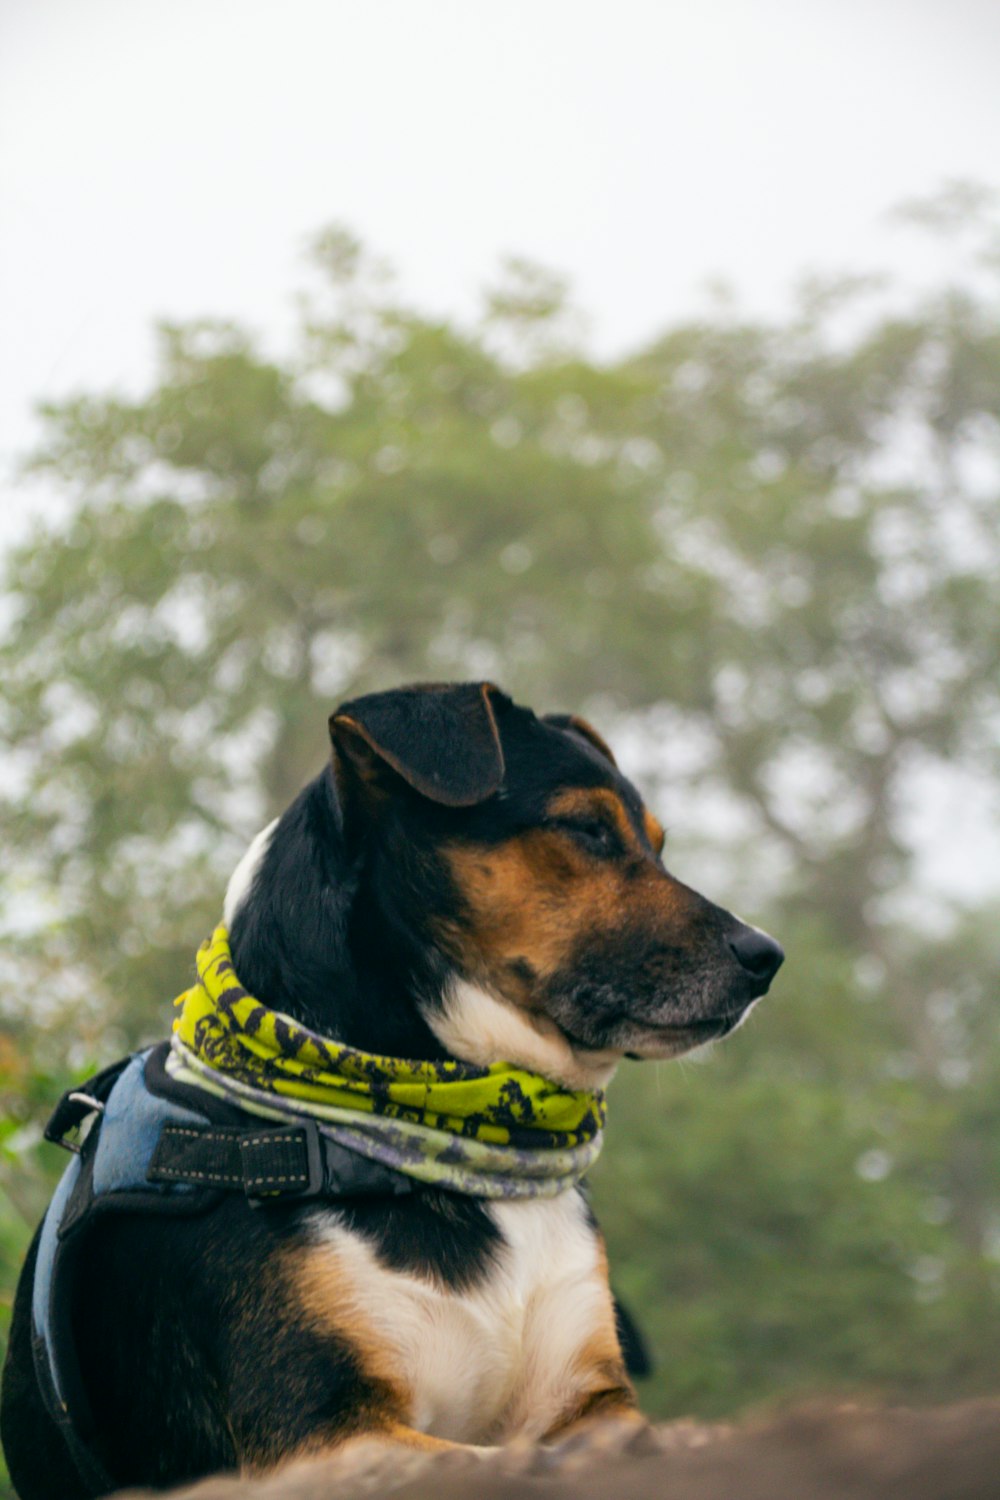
[167,925,606,1199]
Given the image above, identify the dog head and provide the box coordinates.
[317,681,783,1089]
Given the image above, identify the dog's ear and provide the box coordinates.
[543,712,618,768]
[330,682,506,809]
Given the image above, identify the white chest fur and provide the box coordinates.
[307,1192,612,1444]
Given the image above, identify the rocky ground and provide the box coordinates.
[115,1399,1000,1499]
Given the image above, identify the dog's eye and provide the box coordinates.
[553,817,619,857]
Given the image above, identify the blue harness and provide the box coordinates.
[29,1047,649,1493]
[30,1043,414,1495]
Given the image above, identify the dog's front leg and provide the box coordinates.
[251,1420,497,1486]
[505,1241,647,1447]
[541,1382,646,1444]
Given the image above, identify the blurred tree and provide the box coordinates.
[1,189,999,1442]
[4,207,999,1042]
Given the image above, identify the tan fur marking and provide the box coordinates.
[549,786,665,861]
[643,808,666,856]
[545,786,641,849]
[379,1423,471,1452]
[561,715,618,767]
[290,1245,411,1425]
[232,1249,407,1472]
[273,1422,480,1482]
[441,832,627,996]
[440,787,681,1011]
[542,1385,643,1440]
[290,1422,469,1465]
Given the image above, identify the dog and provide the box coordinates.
[1,682,783,1496]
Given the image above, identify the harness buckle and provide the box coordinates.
[46,1092,108,1155]
[66,1092,107,1115]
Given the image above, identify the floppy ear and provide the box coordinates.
[543,712,618,768]
[330,682,506,808]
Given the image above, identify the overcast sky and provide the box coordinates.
[3,0,1000,504]
[2,0,998,900]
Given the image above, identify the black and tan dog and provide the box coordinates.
[2,682,783,1495]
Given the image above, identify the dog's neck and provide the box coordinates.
[226,770,452,1060]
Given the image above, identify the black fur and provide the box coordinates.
[332,682,505,807]
[227,768,453,1055]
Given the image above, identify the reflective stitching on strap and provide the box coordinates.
[150,1122,315,1192]
[153,1165,241,1183]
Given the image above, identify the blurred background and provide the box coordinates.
[2,3,999,1490]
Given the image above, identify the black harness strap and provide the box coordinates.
[148,1117,415,1201]
[30,1324,116,1498]
[149,1121,324,1197]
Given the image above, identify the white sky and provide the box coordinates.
[1,0,998,903]
[3,0,1000,494]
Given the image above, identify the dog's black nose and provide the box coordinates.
[729,926,785,986]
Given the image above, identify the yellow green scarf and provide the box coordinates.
[167,926,606,1199]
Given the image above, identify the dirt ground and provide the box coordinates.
[114,1399,1000,1500]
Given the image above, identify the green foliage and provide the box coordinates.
[0,1040,79,1496]
[2,187,999,1441]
